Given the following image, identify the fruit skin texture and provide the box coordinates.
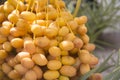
[2,41,12,52]
[60,65,77,77]
[24,40,36,54]
[79,50,91,64]
[83,43,96,52]
[32,66,43,79]
[64,33,76,41]
[31,24,44,37]
[47,60,62,70]
[2,63,12,74]
[43,70,60,80]
[89,54,99,68]
[10,38,24,48]
[0,35,7,44]
[2,21,12,29]
[32,53,48,66]
[48,46,61,57]
[8,70,21,80]
[34,36,50,48]
[31,24,45,36]
[3,2,14,14]
[44,27,58,38]
[0,12,6,23]
[58,26,69,36]
[61,56,75,65]
[14,64,28,75]
[74,16,88,25]
[20,11,36,21]
[81,34,90,44]
[79,63,90,75]
[88,73,103,80]
[73,37,83,49]
[67,20,78,31]
[0,50,8,59]
[15,52,31,62]
[21,58,35,69]
[77,24,87,35]
[25,70,37,80]
[59,40,74,51]
[7,56,18,67]
[16,19,29,31]
[59,75,70,80]
[0,27,10,36]
[8,13,19,23]
[10,27,26,37]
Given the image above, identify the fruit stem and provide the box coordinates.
[45,0,49,27]
[27,0,32,11]
[16,0,20,11]
[73,0,81,17]
[31,1,35,12]
[56,2,74,35]
[56,4,60,28]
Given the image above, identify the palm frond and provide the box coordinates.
[103,67,120,80]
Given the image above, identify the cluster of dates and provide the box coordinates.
[0,0,100,80]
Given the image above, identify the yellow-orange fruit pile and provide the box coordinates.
[0,0,99,80]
